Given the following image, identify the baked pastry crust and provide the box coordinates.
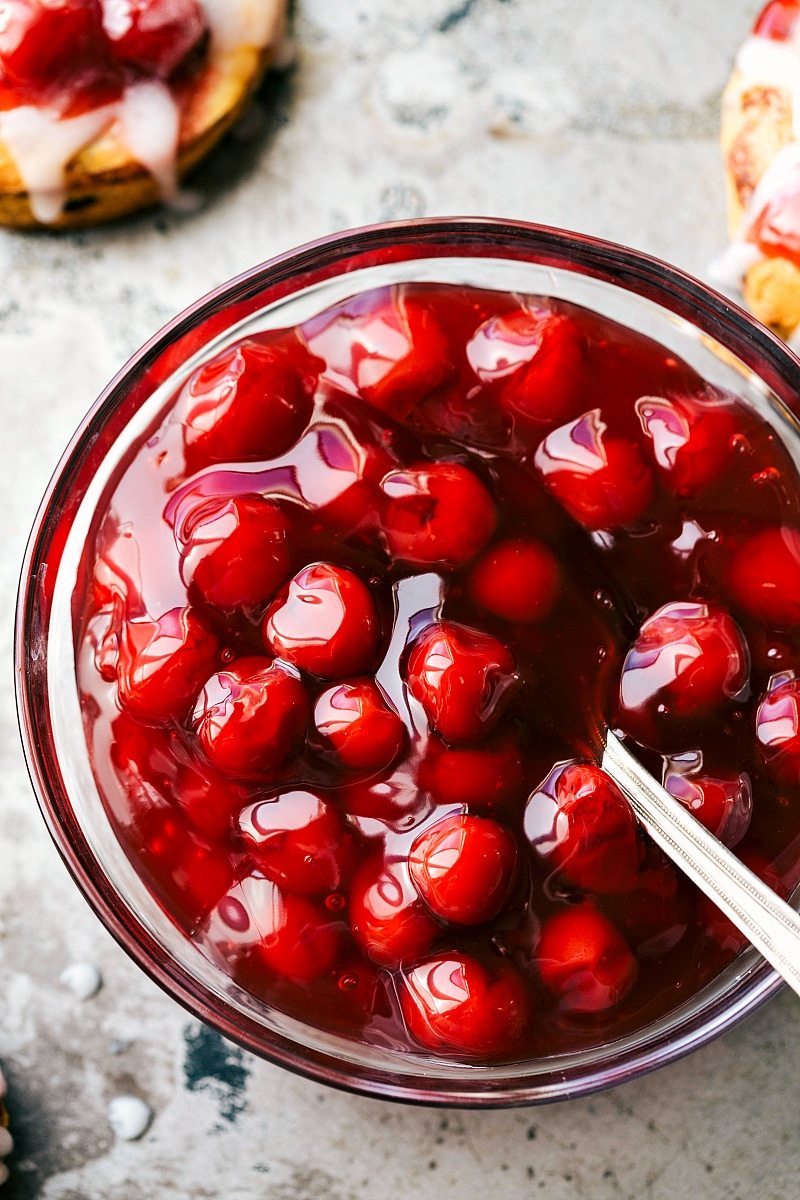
[0,42,271,230]
[722,63,800,336]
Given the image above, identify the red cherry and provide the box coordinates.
[756,674,800,783]
[537,905,637,1013]
[339,772,422,823]
[238,791,358,896]
[406,621,519,744]
[307,414,397,538]
[525,762,641,894]
[314,679,406,771]
[728,527,800,629]
[174,758,247,841]
[177,334,319,474]
[469,537,560,623]
[400,953,530,1057]
[599,850,692,956]
[534,410,654,530]
[636,393,737,498]
[263,562,380,679]
[208,872,340,983]
[753,173,800,263]
[418,733,527,810]
[409,814,518,925]
[102,0,206,76]
[349,856,440,966]
[618,601,749,748]
[302,287,454,418]
[135,804,234,925]
[664,766,752,848]
[467,307,587,429]
[753,0,800,39]
[193,657,309,776]
[117,607,219,724]
[110,711,244,841]
[380,462,497,570]
[179,495,291,613]
[0,0,111,94]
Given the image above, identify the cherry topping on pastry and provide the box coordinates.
[0,0,110,97]
[406,621,519,744]
[102,0,206,76]
[409,814,518,925]
[537,906,638,1013]
[263,562,380,679]
[400,953,530,1056]
[753,0,800,39]
[534,409,654,530]
[380,462,497,569]
[314,679,406,771]
[193,657,309,777]
[179,495,291,613]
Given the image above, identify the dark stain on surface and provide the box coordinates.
[437,0,480,31]
[438,0,513,31]
[183,1024,250,1123]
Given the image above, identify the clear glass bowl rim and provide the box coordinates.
[15,216,800,1108]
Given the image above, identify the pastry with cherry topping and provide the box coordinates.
[0,0,288,228]
[719,0,800,335]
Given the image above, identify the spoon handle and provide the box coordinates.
[602,728,800,1001]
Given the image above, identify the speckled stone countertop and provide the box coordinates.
[1,2,798,1197]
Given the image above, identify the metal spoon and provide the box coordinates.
[601,726,800,1000]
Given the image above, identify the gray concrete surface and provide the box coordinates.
[1,1,798,1197]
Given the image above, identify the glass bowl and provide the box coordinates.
[16,217,800,1107]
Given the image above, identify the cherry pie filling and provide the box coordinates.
[0,0,209,115]
[76,282,800,1063]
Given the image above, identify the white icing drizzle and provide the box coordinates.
[716,25,800,291]
[0,104,116,223]
[708,240,763,291]
[0,0,286,224]
[117,79,181,203]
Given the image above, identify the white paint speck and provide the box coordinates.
[60,963,103,1001]
[108,1096,152,1142]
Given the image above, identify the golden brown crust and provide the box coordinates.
[0,44,270,229]
[722,66,800,334]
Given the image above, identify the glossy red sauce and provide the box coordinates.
[75,282,800,1062]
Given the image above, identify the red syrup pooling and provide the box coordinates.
[76,282,800,1063]
[0,0,207,116]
